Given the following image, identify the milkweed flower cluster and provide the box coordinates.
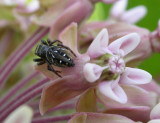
[0,0,160,123]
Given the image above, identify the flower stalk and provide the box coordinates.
[0,78,50,121]
[0,71,39,107]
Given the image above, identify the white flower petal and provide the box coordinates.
[150,103,160,120]
[98,79,127,104]
[83,63,107,83]
[120,67,152,85]
[108,33,140,56]
[87,29,109,59]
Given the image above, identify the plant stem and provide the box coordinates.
[0,87,42,121]
[0,71,39,107]
[0,77,50,121]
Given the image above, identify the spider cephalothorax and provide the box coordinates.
[33,39,76,77]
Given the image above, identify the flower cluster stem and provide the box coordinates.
[0,71,39,107]
[0,78,50,121]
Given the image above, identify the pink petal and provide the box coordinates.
[76,88,97,112]
[110,0,127,18]
[121,6,147,24]
[108,33,140,56]
[4,105,33,123]
[104,106,151,122]
[97,85,158,108]
[98,78,127,104]
[120,67,152,85]
[69,112,135,123]
[83,63,107,83]
[87,29,109,59]
[49,0,93,39]
[150,103,160,120]
[59,22,79,55]
[40,76,89,115]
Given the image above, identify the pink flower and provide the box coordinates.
[85,28,152,103]
[36,23,152,114]
[110,0,147,24]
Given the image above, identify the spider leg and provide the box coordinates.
[41,40,48,45]
[57,44,77,57]
[50,40,63,46]
[37,61,46,65]
[46,61,62,78]
[33,58,43,62]
[47,39,51,45]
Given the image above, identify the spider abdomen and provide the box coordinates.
[46,47,75,67]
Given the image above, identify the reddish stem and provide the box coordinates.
[0,77,50,121]
[0,71,39,107]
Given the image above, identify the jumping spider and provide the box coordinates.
[33,39,76,77]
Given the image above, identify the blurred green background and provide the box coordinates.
[89,0,160,79]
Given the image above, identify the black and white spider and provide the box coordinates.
[33,39,76,77]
